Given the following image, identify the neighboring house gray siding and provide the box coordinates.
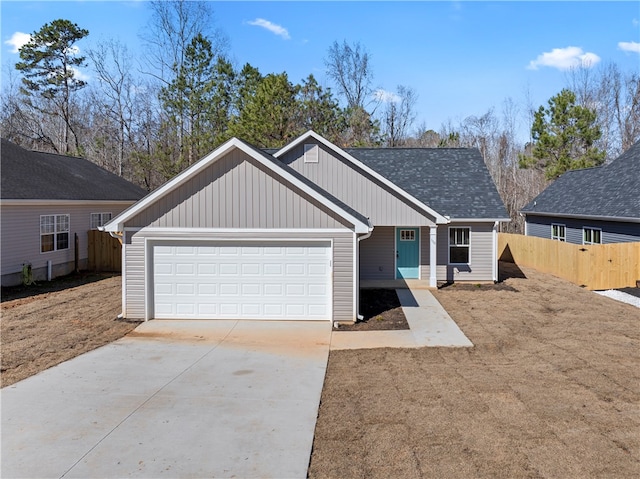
[437,223,495,282]
[126,149,349,229]
[526,215,640,244]
[1,202,132,286]
[360,226,396,280]
[123,229,355,322]
[279,140,435,226]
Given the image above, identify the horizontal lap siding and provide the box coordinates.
[360,226,395,280]
[126,150,347,230]
[1,203,132,281]
[526,215,640,244]
[281,141,432,226]
[124,230,354,322]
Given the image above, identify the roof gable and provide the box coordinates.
[274,131,449,224]
[1,138,146,201]
[522,141,640,221]
[104,138,371,233]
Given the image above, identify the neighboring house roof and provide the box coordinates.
[274,131,450,224]
[345,147,509,220]
[521,141,640,222]
[104,137,372,233]
[1,138,146,201]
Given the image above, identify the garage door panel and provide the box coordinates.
[153,241,331,320]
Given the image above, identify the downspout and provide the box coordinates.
[492,221,499,283]
[99,227,125,318]
[355,222,374,322]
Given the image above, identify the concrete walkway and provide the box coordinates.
[330,288,473,350]
[1,320,331,479]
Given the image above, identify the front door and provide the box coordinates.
[396,227,420,279]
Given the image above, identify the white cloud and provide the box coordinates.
[247,18,290,40]
[374,89,401,103]
[5,32,31,53]
[527,46,601,71]
[71,67,90,82]
[618,41,640,53]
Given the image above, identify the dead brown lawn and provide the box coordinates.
[309,264,640,478]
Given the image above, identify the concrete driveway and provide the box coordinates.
[1,320,331,479]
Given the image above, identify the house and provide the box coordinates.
[103,131,508,323]
[1,138,146,286]
[521,141,640,244]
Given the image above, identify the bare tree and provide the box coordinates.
[324,40,374,110]
[380,85,418,147]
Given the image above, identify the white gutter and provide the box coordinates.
[355,224,374,322]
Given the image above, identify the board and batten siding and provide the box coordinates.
[526,215,640,244]
[123,230,355,322]
[0,202,132,286]
[280,141,434,227]
[126,149,349,230]
[436,223,494,281]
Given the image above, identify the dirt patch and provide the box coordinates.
[309,264,640,478]
[338,289,409,331]
[1,275,140,387]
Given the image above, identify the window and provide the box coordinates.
[41,214,69,253]
[551,224,566,241]
[90,212,112,229]
[400,229,415,241]
[583,227,602,245]
[449,227,470,264]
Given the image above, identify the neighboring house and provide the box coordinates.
[1,139,146,286]
[521,141,640,245]
[103,131,508,323]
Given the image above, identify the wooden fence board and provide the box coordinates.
[88,230,122,272]
[498,233,640,290]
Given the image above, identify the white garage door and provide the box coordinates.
[152,241,332,320]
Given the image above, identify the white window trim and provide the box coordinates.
[91,212,112,230]
[40,214,70,253]
[448,226,471,265]
[399,229,415,241]
[551,223,566,242]
[583,227,602,245]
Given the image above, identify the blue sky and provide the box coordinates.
[2,1,639,142]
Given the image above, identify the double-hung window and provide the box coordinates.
[90,212,112,229]
[40,214,69,253]
[583,227,602,245]
[551,224,566,241]
[449,227,470,264]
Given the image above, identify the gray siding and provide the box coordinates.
[123,229,355,322]
[126,149,349,229]
[1,202,133,286]
[526,215,640,244]
[437,223,494,281]
[280,141,435,226]
[360,226,395,280]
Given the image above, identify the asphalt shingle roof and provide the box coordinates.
[521,141,640,220]
[345,148,509,220]
[1,138,146,201]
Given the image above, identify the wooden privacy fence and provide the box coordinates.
[498,233,640,290]
[88,230,122,272]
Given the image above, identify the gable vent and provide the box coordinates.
[304,144,319,163]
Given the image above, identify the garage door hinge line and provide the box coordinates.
[59,320,241,478]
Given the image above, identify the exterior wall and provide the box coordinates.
[436,222,494,282]
[126,149,349,229]
[279,140,435,226]
[1,202,132,286]
[360,226,396,280]
[123,229,355,322]
[525,215,640,244]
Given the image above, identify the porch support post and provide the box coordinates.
[429,225,437,288]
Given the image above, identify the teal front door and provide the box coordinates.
[396,227,420,279]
